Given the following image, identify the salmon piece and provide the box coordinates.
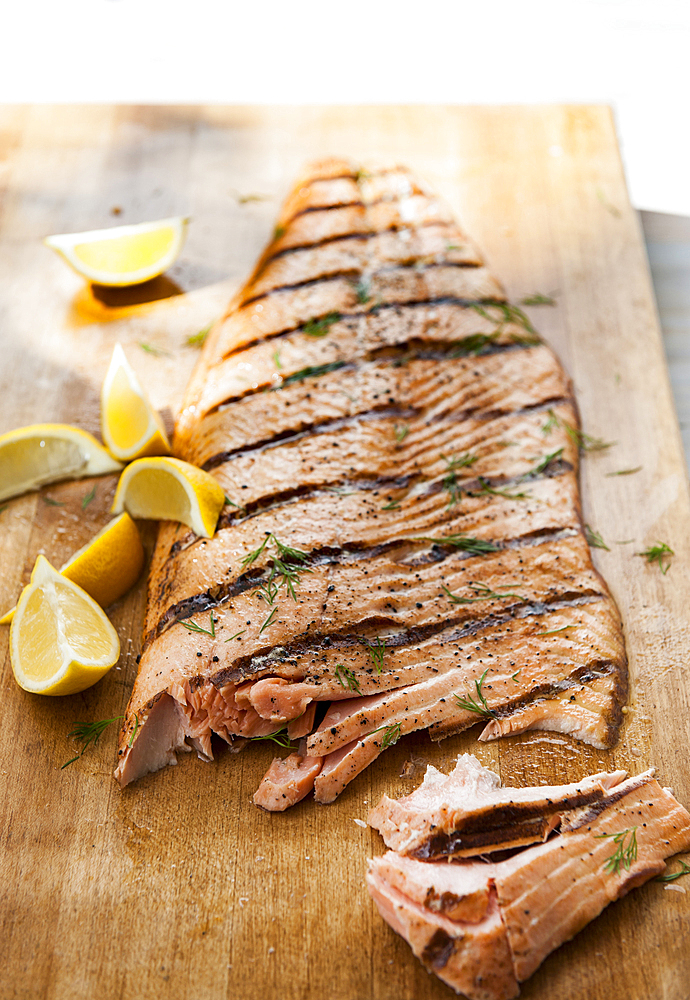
[367,759,690,997]
[116,159,628,802]
[366,870,519,1000]
[253,753,322,812]
[368,754,627,858]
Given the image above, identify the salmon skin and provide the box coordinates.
[114,159,628,802]
[367,756,690,999]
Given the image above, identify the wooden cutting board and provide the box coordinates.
[1,105,689,1000]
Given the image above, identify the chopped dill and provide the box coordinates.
[302,312,341,338]
[636,542,674,574]
[446,243,464,251]
[371,721,402,749]
[61,716,123,768]
[334,664,361,695]
[606,467,642,477]
[274,225,286,240]
[81,485,97,509]
[469,302,540,345]
[542,408,612,452]
[128,714,140,748]
[511,670,521,680]
[473,477,532,501]
[454,669,496,719]
[442,452,478,470]
[364,636,386,674]
[381,500,400,510]
[656,860,690,883]
[584,525,610,551]
[278,361,347,387]
[42,496,64,506]
[596,826,638,875]
[520,293,556,306]
[528,448,564,477]
[394,424,410,444]
[272,348,283,370]
[442,582,526,605]
[415,534,499,556]
[249,726,296,749]
[259,606,278,633]
[187,323,213,348]
[224,496,239,507]
[449,331,498,357]
[440,456,476,507]
[224,630,246,643]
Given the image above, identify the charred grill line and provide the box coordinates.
[241,259,484,308]
[201,404,419,471]
[219,294,510,366]
[560,773,654,832]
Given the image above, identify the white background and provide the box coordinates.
[2,0,689,217]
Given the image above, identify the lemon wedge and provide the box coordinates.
[0,423,123,503]
[111,456,225,538]
[0,512,144,625]
[101,343,171,460]
[10,555,120,696]
[44,216,188,287]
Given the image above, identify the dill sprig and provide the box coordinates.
[637,542,674,574]
[440,453,478,505]
[443,452,478,470]
[381,500,400,510]
[138,341,171,357]
[656,860,690,883]
[394,424,409,444]
[596,827,638,875]
[334,664,361,695]
[415,534,499,556]
[249,726,296,749]
[584,525,610,551]
[242,535,311,631]
[520,293,556,306]
[128,714,140,748]
[81,485,97,509]
[302,312,341,338]
[473,477,532,501]
[187,323,213,348]
[528,448,564,477]
[469,302,541,345]
[259,606,278,634]
[442,582,526,605]
[453,669,496,719]
[449,331,498,357]
[42,496,64,506]
[364,636,386,674]
[542,408,612,452]
[180,614,216,638]
[61,716,123,769]
[272,348,282,370]
[355,278,371,304]
[224,629,246,642]
[371,721,402,749]
[278,361,347,388]
[606,467,641,477]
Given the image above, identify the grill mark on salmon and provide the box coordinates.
[366,757,690,998]
[116,159,627,799]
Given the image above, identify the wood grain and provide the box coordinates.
[0,105,688,1000]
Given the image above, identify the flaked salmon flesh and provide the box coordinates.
[115,158,628,803]
[366,756,690,998]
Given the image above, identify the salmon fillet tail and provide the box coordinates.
[367,757,690,997]
[115,159,628,803]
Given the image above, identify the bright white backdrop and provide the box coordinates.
[2,0,689,216]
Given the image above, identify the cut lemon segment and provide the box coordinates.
[10,556,120,696]
[0,423,123,503]
[0,512,144,625]
[44,216,188,287]
[111,457,225,538]
[101,343,171,460]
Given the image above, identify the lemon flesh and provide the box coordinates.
[111,457,225,538]
[101,344,171,460]
[0,424,123,503]
[10,556,120,696]
[44,216,188,287]
[0,512,145,625]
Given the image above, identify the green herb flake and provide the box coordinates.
[473,477,532,501]
[274,225,286,240]
[259,606,278,634]
[442,582,526,606]
[355,279,371,304]
[511,670,521,681]
[596,827,638,875]
[364,636,386,674]
[302,312,341,338]
[541,408,613,452]
[224,630,246,642]
[371,721,402,749]
[138,342,171,357]
[42,496,64,506]
[520,293,556,306]
[414,535,499,556]
[637,542,674,574]
[656,860,690,883]
[528,448,564,477]
[61,716,124,768]
[187,323,213,348]
[180,614,216,638]
[334,664,361,695]
[606,467,642,477]
[81,485,97,509]
[454,669,497,719]
[272,349,283,370]
[249,726,296,749]
[381,500,400,510]
[394,424,409,444]
[278,361,347,388]
[584,525,610,551]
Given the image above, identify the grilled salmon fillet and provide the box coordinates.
[367,756,690,999]
[115,159,628,800]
